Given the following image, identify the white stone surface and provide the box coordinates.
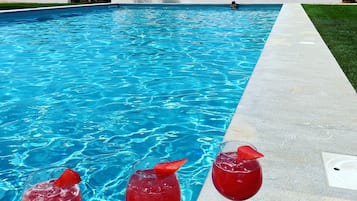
[198,3,357,201]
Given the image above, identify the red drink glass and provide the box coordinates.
[126,158,181,201]
[22,167,82,201]
[212,141,263,200]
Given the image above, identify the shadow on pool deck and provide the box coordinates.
[198,3,357,201]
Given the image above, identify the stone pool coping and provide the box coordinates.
[198,3,357,201]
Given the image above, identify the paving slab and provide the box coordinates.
[197,3,357,201]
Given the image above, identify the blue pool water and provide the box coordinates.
[0,4,280,201]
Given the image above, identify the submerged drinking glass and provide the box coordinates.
[126,157,182,201]
[212,141,263,200]
[22,167,82,201]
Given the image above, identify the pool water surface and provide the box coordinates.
[0,4,281,201]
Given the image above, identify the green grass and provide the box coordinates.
[303,4,357,92]
[0,3,72,10]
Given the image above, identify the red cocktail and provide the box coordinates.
[126,169,180,201]
[126,158,187,201]
[22,179,81,201]
[22,168,82,201]
[212,141,264,200]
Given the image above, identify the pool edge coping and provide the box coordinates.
[0,3,283,14]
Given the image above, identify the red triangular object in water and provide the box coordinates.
[53,168,81,187]
[154,158,187,175]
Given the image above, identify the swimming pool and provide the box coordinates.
[0,4,281,201]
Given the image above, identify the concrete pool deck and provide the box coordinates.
[197,3,357,201]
